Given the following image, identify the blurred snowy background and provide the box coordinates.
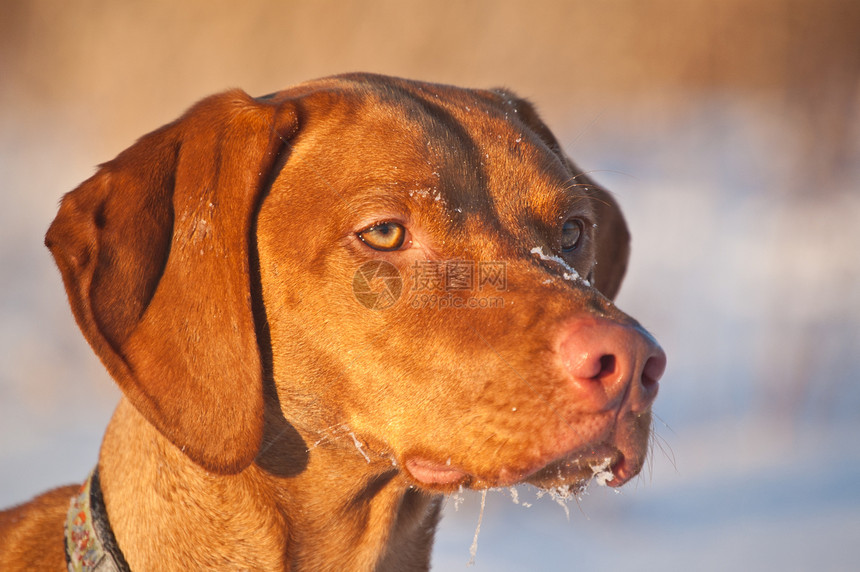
[2,1,859,570]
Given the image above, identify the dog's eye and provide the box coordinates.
[561,218,584,252]
[358,222,407,251]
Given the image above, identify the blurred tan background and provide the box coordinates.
[2,1,859,570]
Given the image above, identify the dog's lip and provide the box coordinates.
[403,456,531,489]
[526,438,652,489]
[404,457,469,486]
[404,446,629,491]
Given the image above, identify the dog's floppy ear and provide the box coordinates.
[45,90,298,473]
[578,184,629,300]
[492,89,630,299]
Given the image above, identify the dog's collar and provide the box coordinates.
[64,468,131,572]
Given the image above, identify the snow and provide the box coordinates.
[467,489,487,566]
[530,246,593,287]
[590,457,614,487]
[349,432,371,463]
[529,246,584,283]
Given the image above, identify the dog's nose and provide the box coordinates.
[558,317,665,413]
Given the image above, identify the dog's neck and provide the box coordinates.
[98,398,441,571]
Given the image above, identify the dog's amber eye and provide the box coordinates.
[358,222,407,251]
[561,218,583,252]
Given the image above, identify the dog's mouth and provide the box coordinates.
[404,443,640,493]
[523,446,626,489]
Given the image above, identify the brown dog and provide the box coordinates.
[0,73,665,571]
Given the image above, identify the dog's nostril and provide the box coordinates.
[596,354,616,379]
[641,353,666,392]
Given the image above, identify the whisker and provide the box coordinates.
[650,425,678,474]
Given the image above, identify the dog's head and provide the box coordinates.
[46,73,664,494]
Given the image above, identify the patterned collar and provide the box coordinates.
[64,468,131,572]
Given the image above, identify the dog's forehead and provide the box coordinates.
[293,76,576,206]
